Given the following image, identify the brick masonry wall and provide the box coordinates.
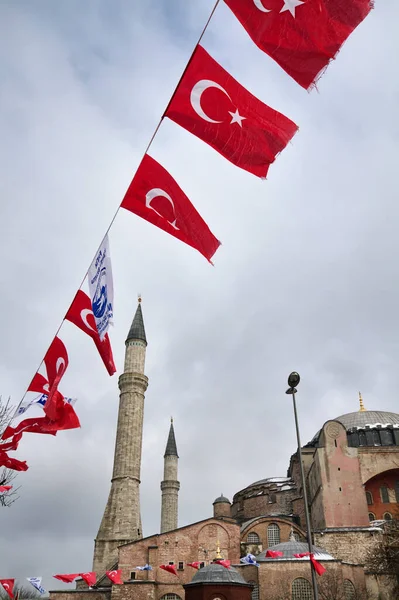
[241,517,305,554]
[314,529,383,564]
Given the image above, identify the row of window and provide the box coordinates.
[292,578,356,600]
[246,524,300,547]
[369,512,393,521]
[347,428,399,447]
[366,482,399,505]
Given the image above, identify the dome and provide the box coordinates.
[213,494,231,505]
[256,540,334,561]
[190,563,246,584]
[334,410,399,430]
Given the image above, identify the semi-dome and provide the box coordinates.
[256,540,334,561]
[335,410,399,430]
[213,494,231,505]
[190,563,246,584]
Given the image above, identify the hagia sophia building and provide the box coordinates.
[49,302,399,600]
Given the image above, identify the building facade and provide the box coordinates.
[50,307,399,600]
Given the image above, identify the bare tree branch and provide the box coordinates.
[0,396,21,507]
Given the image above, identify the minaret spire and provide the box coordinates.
[358,391,366,412]
[93,298,149,574]
[160,418,180,533]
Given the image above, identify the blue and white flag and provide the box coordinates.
[240,553,259,567]
[27,577,46,595]
[16,394,77,417]
[135,564,152,571]
[88,234,114,341]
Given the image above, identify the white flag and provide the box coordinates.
[15,394,77,417]
[88,234,114,340]
[27,577,46,595]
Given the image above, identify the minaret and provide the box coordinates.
[93,298,149,574]
[160,418,180,533]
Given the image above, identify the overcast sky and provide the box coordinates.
[1,0,398,590]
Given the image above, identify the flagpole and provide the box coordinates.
[12,0,222,421]
[286,372,319,600]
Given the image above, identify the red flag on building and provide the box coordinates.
[80,573,96,587]
[53,574,80,584]
[224,0,372,90]
[159,564,178,576]
[165,45,297,178]
[0,451,28,472]
[106,570,123,585]
[265,550,284,558]
[0,579,15,599]
[214,559,231,569]
[0,485,12,492]
[187,562,201,570]
[65,290,116,375]
[294,553,326,576]
[121,155,221,263]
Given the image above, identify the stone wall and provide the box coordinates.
[314,528,383,565]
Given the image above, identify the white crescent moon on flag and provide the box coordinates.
[43,383,50,392]
[145,188,179,230]
[81,308,96,332]
[56,357,66,374]
[190,80,231,123]
[253,0,272,11]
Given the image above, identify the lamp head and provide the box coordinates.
[287,372,300,389]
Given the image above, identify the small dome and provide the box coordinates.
[256,540,334,561]
[191,563,246,584]
[213,494,231,505]
[335,410,399,430]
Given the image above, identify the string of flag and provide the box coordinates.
[0,552,327,597]
[0,0,373,475]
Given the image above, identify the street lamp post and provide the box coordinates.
[286,372,319,600]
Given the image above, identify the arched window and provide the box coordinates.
[292,578,312,600]
[248,581,259,600]
[366,491,373,505]
[267,523,280,546]
[293,531,300,541]
[384,512,392,521]
[160,595,182,600]
[368,512,375,521]
[343,579,356,600]
[247,532,260,544]
[380,485,390,503]
[395,480,399,503]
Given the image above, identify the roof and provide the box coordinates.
[188,564,249,585]
[126,302,147,344]
[213,494,231,505]
[256,540,334,562]
[164,420,178,457]
[335,410,399,430]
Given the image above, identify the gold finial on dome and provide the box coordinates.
[215,539,222,560]
[138,294,142,303]
[359,391,366,412]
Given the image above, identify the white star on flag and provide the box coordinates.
[228,109,246,127]
[280,0,305,17]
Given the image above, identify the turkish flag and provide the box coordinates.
[0,432,22,451]
[159,564,178,576]
[66,290,116,375]
[224,0,372,90]
[80,573,96,587]
[43,337,69,420]
[187,562,201,570]
[214,559,231,569]
[106,570,123,585]
[165,45,297,178]
[28,372,65,422]
[0,579,15,599]
[53,574,80,584]
[0,485,12,492]
[294,552,326,576]
[266,550,284,558]
[0,451,28,471]
[121,155,220,262]
[2,403,80,441]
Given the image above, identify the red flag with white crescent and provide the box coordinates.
[65,290,116,375]
[165,45,297,178]
[106,570,123,585]
[41,337,69,421]
[53,574,80,584]
[80,573,96,587]
[0,579,15,599]
[0,451,28,472]
[224,0,372,90]
[121,155,220,263]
